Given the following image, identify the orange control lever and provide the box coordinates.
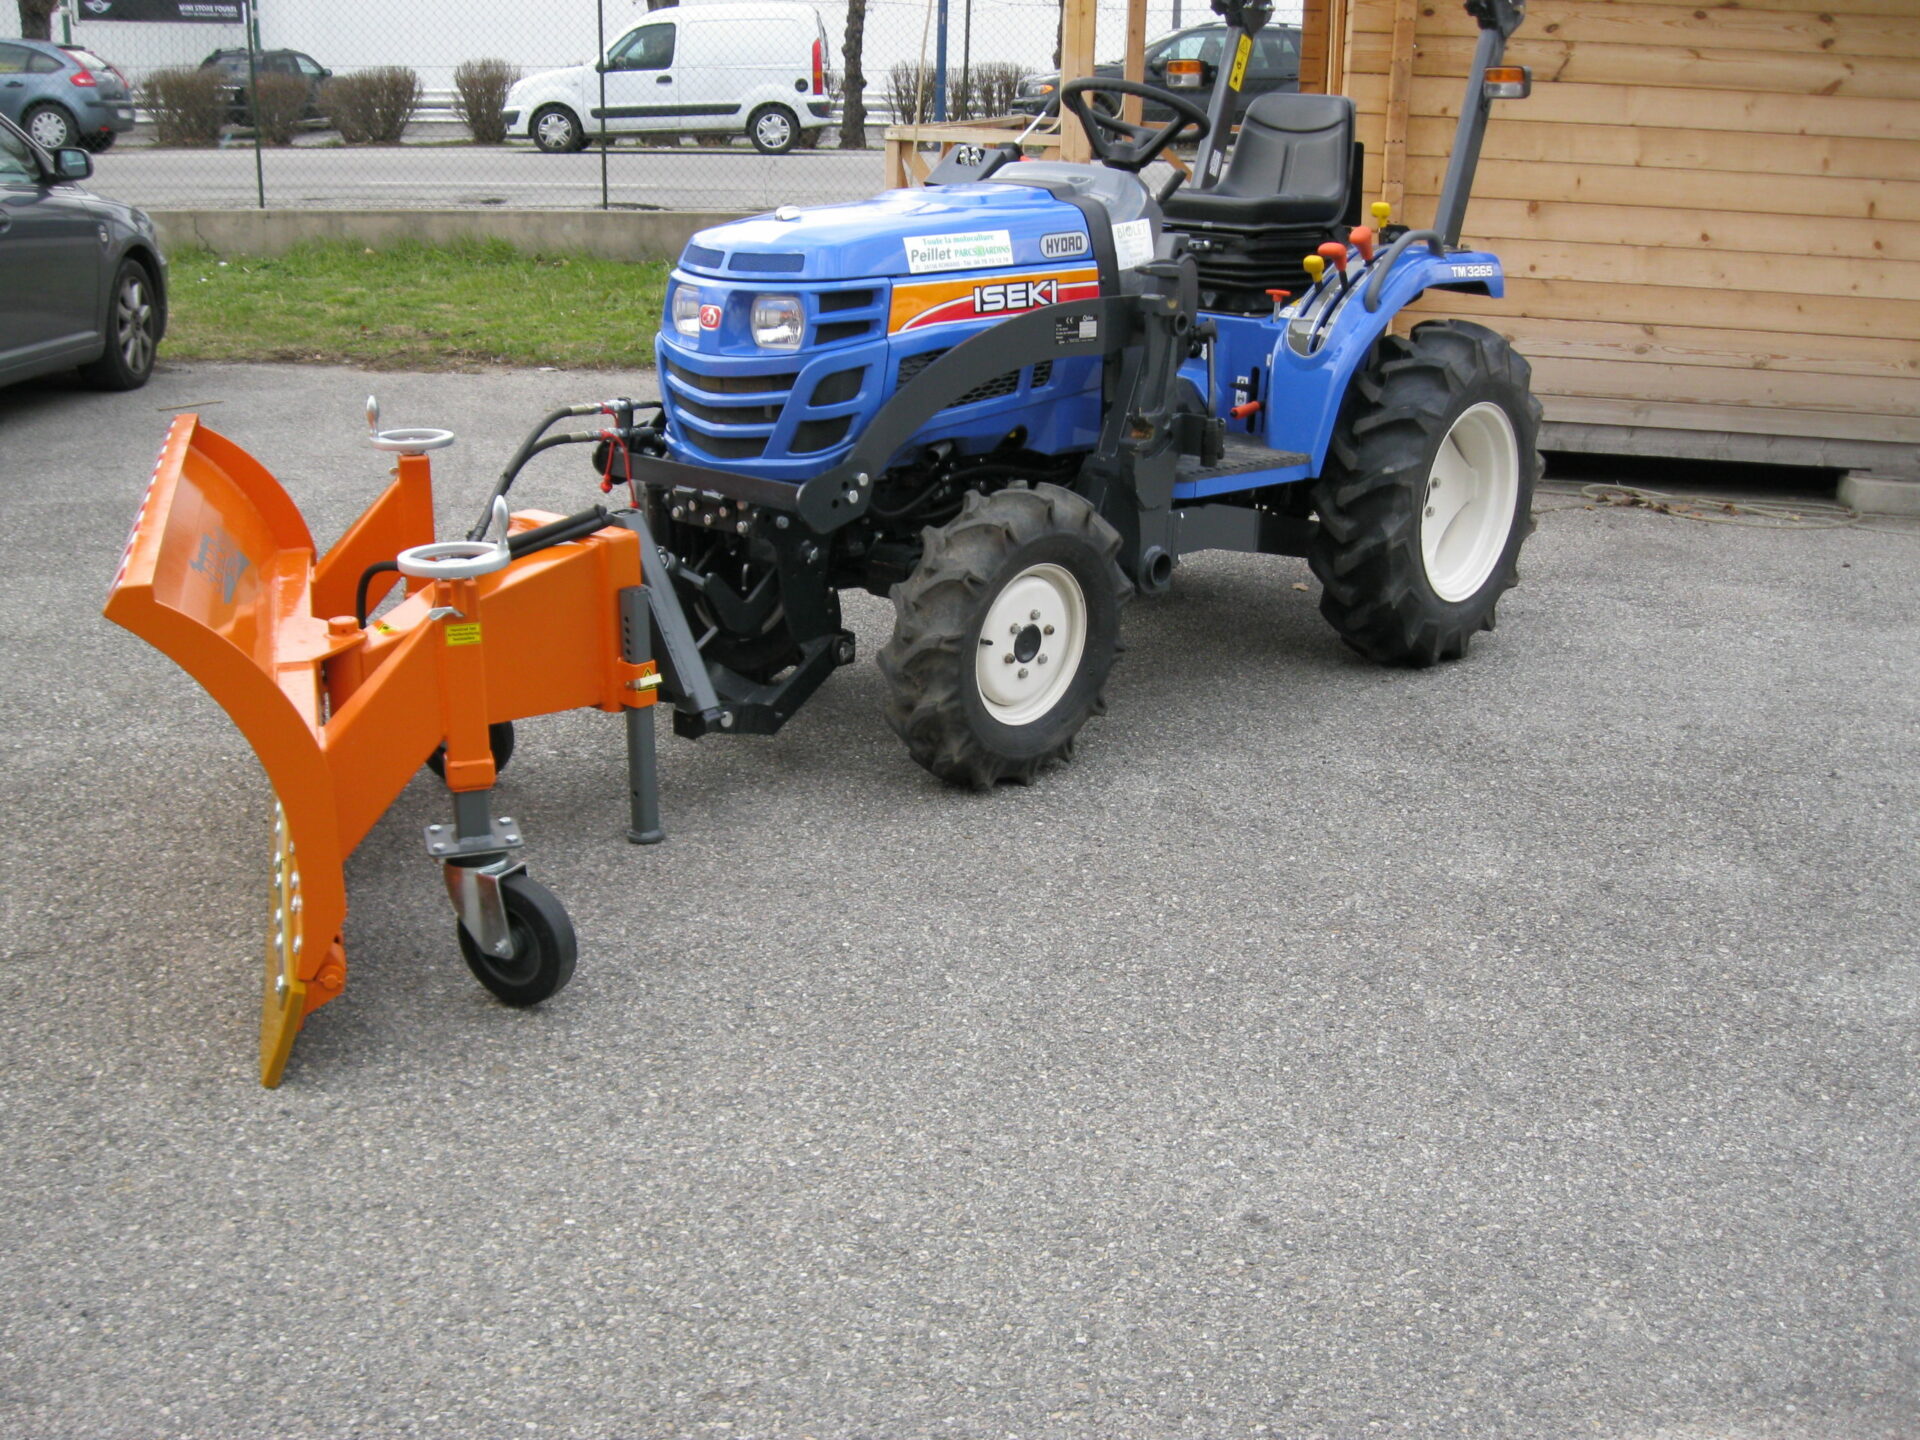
[1348,226,1375,263]
[1317,241,1350,274]
[1230,401,1262,419]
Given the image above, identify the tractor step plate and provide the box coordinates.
[1177,436,1312,500]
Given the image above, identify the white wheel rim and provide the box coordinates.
[974,562,1086,726]
[1421,400,1520,603]
[537,112,572,147]
[29,110,68,148]
[756,111,791,147]
[116,275,154,373]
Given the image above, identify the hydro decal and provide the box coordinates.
[889,268,1100,334]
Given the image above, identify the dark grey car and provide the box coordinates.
[0,38,136,153]
[0,112,167,392]
[1012,22,1301,124]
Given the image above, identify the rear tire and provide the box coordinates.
[879,484,1128,789]
[747,103,798,155]
[531,104,588,154]
[79,257,159,392]
[22,103,76,152]
[457,872,577,1007]
[1309,320,1540,666]
[81,131,116,154]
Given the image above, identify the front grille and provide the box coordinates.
[666,359,794,396]
[729,252,806,274]
[816,320,872,345]
[1031,361,1054,388]
[792,417,852,453]
[691,433,769,460]
[675,396,783,426]
[811,368,864,406]
[819,289,877,313]
[896,348,1026,409]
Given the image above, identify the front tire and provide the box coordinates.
[22,103,76,152]
[879,484,1129,789]
[747,103,798,155]
[531,104,588,154]
[457,872,577,1006]
[1309,320,1541,666]
[79,257,159,392]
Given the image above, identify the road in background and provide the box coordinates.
[89,144,893,213]
[2,360,1916,1438]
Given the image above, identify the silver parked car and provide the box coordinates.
[0,38,136,152]
[0,111,167,392]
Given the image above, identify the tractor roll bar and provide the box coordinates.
[1431,0,1528,247]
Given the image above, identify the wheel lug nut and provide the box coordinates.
[1029,609,1041,621]
[1426,506,1436,517]
[1017,667,1029,679]
[1009,624,1020,635]
[1043,624,1054,635]
[1003,654,1015,664]
[1038,654,1047,665]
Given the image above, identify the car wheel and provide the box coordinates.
[747,103,798,155]
[22,103,76,152]
[531,104,587,154]
[78,257,160,392]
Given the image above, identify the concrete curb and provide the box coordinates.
[147,207,753,262]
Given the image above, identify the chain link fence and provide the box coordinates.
[4,0,1302,213]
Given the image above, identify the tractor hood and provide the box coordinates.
[678,169,1156,283]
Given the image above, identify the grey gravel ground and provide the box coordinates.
[1,361,1915,1440]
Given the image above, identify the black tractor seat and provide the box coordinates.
[1160,91,1364,311]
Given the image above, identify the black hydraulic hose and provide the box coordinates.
[353,560,399,627]
[350,507,611,627]
[506,505,613,557]
[466,406,597,540]
[1363,228,1449,313]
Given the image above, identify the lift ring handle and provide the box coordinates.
[396,498,511,579]
[370,426,457,454]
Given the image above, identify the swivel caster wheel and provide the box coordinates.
[456,871,577,1006]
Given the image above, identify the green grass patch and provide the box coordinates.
[165,239,668,370]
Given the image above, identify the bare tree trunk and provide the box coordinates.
[838,0,867,150]
[645,0,678,10]
[16,0,60,42]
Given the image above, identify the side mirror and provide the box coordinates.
[54,148,93,182]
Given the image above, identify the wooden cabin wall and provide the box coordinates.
[1340,0,1920,459]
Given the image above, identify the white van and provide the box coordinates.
[504,2,832,155]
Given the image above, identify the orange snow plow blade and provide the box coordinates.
[106,416,656,1086]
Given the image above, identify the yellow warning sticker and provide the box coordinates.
[1228,34,1251,91]
[444,622,483,646]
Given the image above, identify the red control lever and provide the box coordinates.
[1348,226,1375,263]
[1317,241,1350,274]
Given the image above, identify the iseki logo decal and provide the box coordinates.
[699,304,723,330]
[889,268,1099,334]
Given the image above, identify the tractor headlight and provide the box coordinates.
[750,294,804,351]
[671,285,703,337]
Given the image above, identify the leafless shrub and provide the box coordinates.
[887,62,932,126]
[962,62,1026,120]
[143,68,225,147]
[453,58,519,145]
[250,72,310,146]
[323,67,421,145]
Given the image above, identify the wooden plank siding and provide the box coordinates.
[1335,0,1920,457]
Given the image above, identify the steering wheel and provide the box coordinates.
[1059,77,1211,173]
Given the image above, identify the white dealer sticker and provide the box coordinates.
[1111,219,1155,270]
[905,230,1015,274]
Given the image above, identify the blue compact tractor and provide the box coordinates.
[531,0,1540,788]
[597,0,1543,786]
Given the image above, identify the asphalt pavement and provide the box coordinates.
[1,360,1915,1439]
